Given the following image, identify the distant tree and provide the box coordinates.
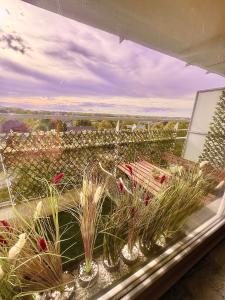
[164,121,177,130]
[74,119,92,127]
[151,122,164,130]
[35,119,54,131]
[22,118,38,131]
[178,120,189,129]
[52,120,67,132]
[96,120,115,130]
[1,120,28,133]
[122,120,135,127]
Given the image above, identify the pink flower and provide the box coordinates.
[38,238,48,252]
[125,164,133,176]
[53,173,64,185]
[117,178,125,193]
[130,207,136,218]
[143,193,151,206]
[159,175,166,184]
[132,180,137,190]
[0,220,11,231]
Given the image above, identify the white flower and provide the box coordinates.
[93,186,103,204]
[0,265,4,280]
[33,201,42,221]
[118,177,131,194]
[8,233,26,260]
[199,161,209,169]
[215,180,225,190]
[83,179,88,193]
[198,169,203,177]
[169,165,183,175]
[80,191,85,207]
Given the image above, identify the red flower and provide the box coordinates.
[143,193,151,206]
[125,164,133,176]
[159,175,166,184]
[0,235,7,245]
[130,207,136,218]
[38,238,48,252]
[117,179,125,193]
[53,173,64,185]
[0,220,11,231]
[132,180,137,189]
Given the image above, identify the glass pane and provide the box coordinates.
[0,1,225,300]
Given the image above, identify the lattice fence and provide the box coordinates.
[0,129,176,201]
[199,90,225,169]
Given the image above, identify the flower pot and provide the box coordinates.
[139,239,163,257]
[121,244,139,265]
[35,286,75,300]
[34,272,75,300]
[103,258,120,272]
[78,260,98,288]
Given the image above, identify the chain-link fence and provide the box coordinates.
[0,129,176,202]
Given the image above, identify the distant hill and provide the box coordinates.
[0,105,190,122]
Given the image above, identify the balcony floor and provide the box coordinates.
[160,238,225,300]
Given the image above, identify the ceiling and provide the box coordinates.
[23,0,225,77]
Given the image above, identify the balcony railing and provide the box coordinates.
[0,128,186,204]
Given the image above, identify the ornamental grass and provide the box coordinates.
[70,169,107,274]
[0,159,218,297]
[0,179,74,299]
[107,171,151,256]
[102,184,128,267]
[141,164,215,251]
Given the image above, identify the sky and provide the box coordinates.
[0,0,225,117]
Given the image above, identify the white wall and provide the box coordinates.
[183,88,224,162]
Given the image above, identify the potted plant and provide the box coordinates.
[102,205,127,271]
[70,172,106,287]
[108,176,148,265]
[0,177,75,299]
[140,165,215,255]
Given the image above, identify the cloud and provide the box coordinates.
[0,31,30,54]
[0,0,224,118]
[0,58,56,82]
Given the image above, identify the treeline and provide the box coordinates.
[0,118,189,133]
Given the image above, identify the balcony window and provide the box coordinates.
[0,1,225,299]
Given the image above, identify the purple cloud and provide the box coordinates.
[0,1,225,118]
[0,31,30,54]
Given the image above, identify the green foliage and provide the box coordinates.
[33,119,67,132]
[74,119,92,126]
[22,118,39,131]
[178,120,189,129]
[173,139,185,156]
[151,122,165,130]
[0,187,10,203]
[140,166,213,251]
[95,120,116,130]
[200,90,225,169]
[35,119,54,131]
[164,121,177,130]
[0,161,214,296]
[52,120,67,132]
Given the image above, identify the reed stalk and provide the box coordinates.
[70,170,107,274]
